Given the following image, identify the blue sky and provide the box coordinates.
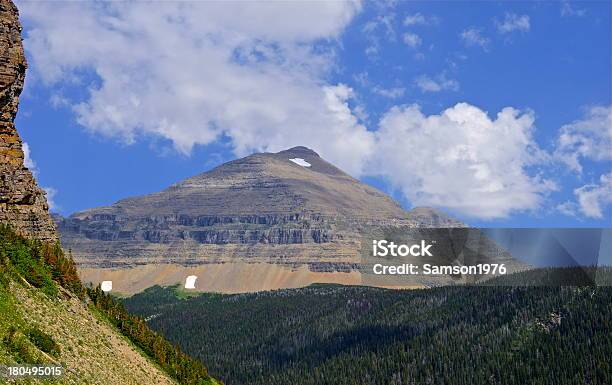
[15,0,611,227]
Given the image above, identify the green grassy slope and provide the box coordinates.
[0,226,220,385]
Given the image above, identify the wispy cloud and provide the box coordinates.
[573,173,612,218]
[555,107,611,219]
[403,12,439,26]
[353,71,405,100]
[460,27,489,49]
[402,32,422,48]
[554,105,612,173]
[556,201,578,218]
[353,71,369,87]
[49,92,70,109]
[414,73,459,93]
[561,1,587,17]
[362,13,396,58]
[496,13,530,34]
[372,86,405,99]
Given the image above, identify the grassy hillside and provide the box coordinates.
[0,225,220,384]
[125,273,611,385]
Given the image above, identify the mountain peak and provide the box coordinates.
[69,143,414,220]
[275,146,320,158]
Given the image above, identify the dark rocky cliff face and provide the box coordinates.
[0,0,57,242]
[61,213,337,244]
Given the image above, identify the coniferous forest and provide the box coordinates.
[124,272,611,385]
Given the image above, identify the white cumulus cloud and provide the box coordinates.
[369,103,554,219]
[19,1,372,175]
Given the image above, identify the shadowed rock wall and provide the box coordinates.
[0,0,57,242]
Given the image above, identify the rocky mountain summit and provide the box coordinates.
[57,146,467,292]
[0,0,56,242]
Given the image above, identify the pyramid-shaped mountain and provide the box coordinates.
[57,147,466,293]
[73,147,454,221]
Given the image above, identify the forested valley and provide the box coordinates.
[124,268,611,385]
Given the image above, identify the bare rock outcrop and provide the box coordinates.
[0,0,57,242]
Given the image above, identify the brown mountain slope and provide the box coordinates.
[72,146,413,220]
[57,147,466,293]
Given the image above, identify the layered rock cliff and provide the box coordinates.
[0,0,57,242]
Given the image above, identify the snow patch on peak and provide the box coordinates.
[289,158,311,167]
